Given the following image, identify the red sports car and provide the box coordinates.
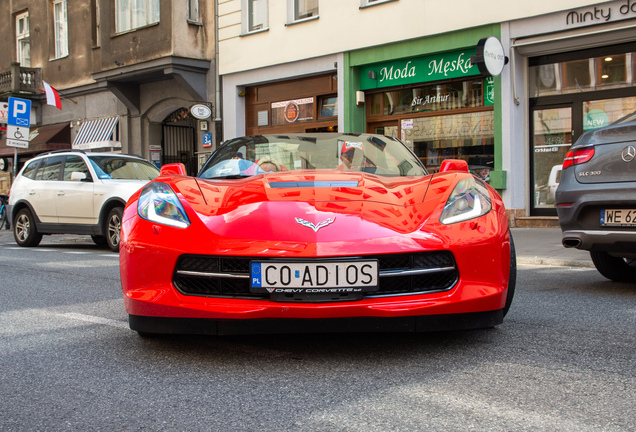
[120,133,515,335]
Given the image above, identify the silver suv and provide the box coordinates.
[8,150,159,251]
[556,117,636,281]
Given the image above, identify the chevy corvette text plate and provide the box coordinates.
[250,261,378,293]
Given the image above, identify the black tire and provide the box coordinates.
[503,232,517,318]
[91,235,108,247]
[13,208,43,247]
[105,207,124,252]
[590,251,636,282]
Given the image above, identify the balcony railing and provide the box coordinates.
[0,62,42,96]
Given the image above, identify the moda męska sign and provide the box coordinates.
[359,48,480,91]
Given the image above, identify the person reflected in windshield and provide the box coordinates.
[339,141,376,171]
[257,157,279,173]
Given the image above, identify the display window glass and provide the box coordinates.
[319,95,337,118]
[531,107,572,210]
[583,96,636,131]
[530,52,636,97]
[368,79,485,118]
[403,111,494,176]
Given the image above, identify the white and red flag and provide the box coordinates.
[42,80,62,110]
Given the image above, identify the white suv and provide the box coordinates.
[8,150,159,251]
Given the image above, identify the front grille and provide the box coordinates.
[173,252,458,301]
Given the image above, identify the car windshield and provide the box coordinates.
[88,156,160,180]
[198,134,428,180]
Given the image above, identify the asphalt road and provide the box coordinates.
[0,238,634,431]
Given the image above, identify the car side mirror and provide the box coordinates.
[70,171,87,181]
[160,163,187,176]
[439,159,469,173]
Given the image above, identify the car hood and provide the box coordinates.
[197,171,431,207]
[166,171,453,239]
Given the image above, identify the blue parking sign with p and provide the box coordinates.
[8,97,31,128]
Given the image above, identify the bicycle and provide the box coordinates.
[0,194,10,230]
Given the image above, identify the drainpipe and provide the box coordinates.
[214,0,222,144]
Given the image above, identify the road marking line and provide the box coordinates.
[59,312,129,329]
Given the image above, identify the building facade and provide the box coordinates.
[218,0,620,226]
[505,0,636,222]
[0,0,219,181]
[3,1,630,226]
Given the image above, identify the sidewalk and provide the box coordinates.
[0,226,594,268]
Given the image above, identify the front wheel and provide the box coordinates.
[105,207,123,252]
[13,208,42,247]
[590,251,636,282]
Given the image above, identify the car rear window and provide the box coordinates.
[21,160,41,180]
[35,156,63,181]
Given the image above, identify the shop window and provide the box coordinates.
[368,79,485,118]
[530,52,636,97]
[403,111,494,174]
[245,0,267,32]
[563,59,591,92]
[16,12,30,67]
[115,0,160,33]
[369,93,382,116]
[583,96,636,132]
[598,54,629,88]
[531,107,572,210]
[53,1,68,59]
[319,95,337,118]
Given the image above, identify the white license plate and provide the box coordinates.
[600,209,636,226]
[250,261,378,294]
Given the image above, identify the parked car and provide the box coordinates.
[556,119,636,281]
[119,133,515,336]
[9,150,159,251]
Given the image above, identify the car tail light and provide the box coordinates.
[562,147,595,169]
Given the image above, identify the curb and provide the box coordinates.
[517,257,594,268]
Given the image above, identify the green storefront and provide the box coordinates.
[342,25,506,189]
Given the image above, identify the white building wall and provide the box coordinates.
[218,0,609,76]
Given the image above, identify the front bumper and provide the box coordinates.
[557,174,636,254]
[129,310,504,335]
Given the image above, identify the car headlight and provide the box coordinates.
[138,182,190,228]
[440,177,492,225]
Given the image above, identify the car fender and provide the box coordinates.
[7,199,43,228]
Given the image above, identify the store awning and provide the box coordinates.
[72,117,121,150]
[29,123,71,146]
[0,122,71,156]
[512,20,636,56]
